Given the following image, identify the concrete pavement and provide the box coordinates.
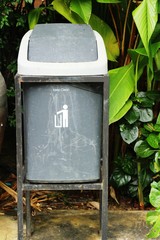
[0,210,158,240]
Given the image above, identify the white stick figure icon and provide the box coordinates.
[55,105,68,128]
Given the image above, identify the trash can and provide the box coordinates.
[17,23,108,183]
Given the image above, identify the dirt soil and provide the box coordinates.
[0,175,150,216]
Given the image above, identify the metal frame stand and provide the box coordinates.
[15,74,109,240]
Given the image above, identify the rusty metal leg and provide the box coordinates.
[16,79,24,240]
[100,78,109,239]
[17,183,24,240]
[26,191,31,239]
[100,186,108,240]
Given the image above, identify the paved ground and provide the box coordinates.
[0,214,17,240]
[0,210,158,240]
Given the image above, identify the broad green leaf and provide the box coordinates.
[139,108,153,122]
[132,0,158,56]
[147,214,160,239]
[151,22,160,42]
[128,50,148,86]
[121,155,137,175]
[146,210,160,239]
[128,183,138,197]
[109,63,135,123]
[158,2,160,14]
[156,113,160,125]
[147,215,160,238]
[149,181,160,208]
[155,152,160,162]
[28,7,45,29]
[125,105,140,124]
[120,124,138,144]
[152,24,160,69]
[109,99,132,125]
[147,133,159,149]
[89,14,119,61]
[129,47,148,57]
[111,168,131,187]
[132,0,158,90]
[96,0,121,3]
[150,152,160,173]
[154,124,160,132]
[146,210,160,225]
[151,180,160,190]
[140,127,150,137]
[134,140,155,158]
[129,42,160,58]
[154,160,160,173]
[52,0,84,24]
[141,169,152,190]
[150,41,160,57]
[155,50,160,71]
[70,0,92,24]
[144,123,155,132]
[135,92,155,108]
[51,2,120,62]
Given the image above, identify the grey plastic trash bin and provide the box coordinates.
[17,23,108,182]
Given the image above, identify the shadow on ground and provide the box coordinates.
[0,209,160,239]
[25,210,159,240]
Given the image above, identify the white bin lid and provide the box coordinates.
[17,24,107,76]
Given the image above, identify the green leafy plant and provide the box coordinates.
[27,0,140,124]
[28,0,160,124]
[110,152,153,203]
[28,0,160,207]
[109,0,160,123]
[2,0,160,126]
[28,0,120,62]
[134,112,160,208]
[0,0,31,123]
[134,113,160,164]
[110,154,137,190]
[111,0,160,209]
[119,93,160,208]
[0,0,55,128]
[146,181,160,239]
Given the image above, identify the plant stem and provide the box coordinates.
[147,65,152,91]
[135,54,140,96]
[137,161,144,210]
[108,5,120,49]
[121,0,132,63]
[153,50,160,90]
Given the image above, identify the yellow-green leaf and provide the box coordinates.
[52,0,84,24]
[89,14,119,61]
[109,63,134,123]
[70,0,92,24]
[109,99,132,125]
[132,0,158,56]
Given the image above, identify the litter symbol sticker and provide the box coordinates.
[54,105,68,128]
